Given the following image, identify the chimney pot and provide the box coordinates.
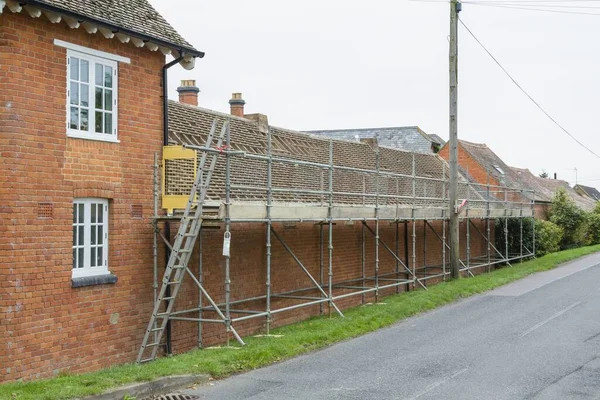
[177,79,199,106]
[229,93,245,117]
[554,173,557,179]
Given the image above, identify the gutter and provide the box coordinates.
[161,55,183,354]
[25,0,205,58]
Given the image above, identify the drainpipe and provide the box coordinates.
[162,55,183,355]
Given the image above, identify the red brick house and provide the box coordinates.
[0,0,202,381]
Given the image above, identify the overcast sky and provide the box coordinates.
[150,0,600,186]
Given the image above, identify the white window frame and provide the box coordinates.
[72,198,110,278]
[58,40,127,143]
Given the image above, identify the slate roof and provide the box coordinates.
[511,168,596,212]
[574,184,600,201]
[307,126,445,154]
[31,0,199,54]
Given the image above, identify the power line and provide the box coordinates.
[466,2,600,8]
[466,2,600,14]
[458,17,600,160]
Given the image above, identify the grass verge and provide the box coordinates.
[4,244,600,399]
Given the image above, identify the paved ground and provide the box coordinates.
[186,253,600,399]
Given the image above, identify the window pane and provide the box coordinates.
[70,107,78,130]
[104,89,112,111]
[80,59,89,83]
[91,204,96,223]
[95,64,103,86]
[97,248,103,267]
[80,84,89,107]
[78,247,84,269]
[105,66,113,88]
[70,57,79,81]
[70,82,79,105]
[98,225,103,245]
[91,247,96,267]
[104,113,112,134]
[73,248,77,269]
[78,204,84,223]
[73,204,77,223]
[95,111,103,133]
[91,226,96,245]
[95,87,102,109]
[98,204,103,223]
[80,108,89,131]
[78,225,84,245]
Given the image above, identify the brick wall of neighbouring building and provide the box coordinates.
[167,219,492,355]
[438,143,500,189]
[0,11,164,381]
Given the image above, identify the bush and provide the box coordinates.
[534,219,563,256]
[586,204,600,245]
[495,217,534,256]
[549,188,587,249]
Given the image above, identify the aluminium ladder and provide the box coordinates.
[137,119,233,363]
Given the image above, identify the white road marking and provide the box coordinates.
[521,301,582,337]
[405,368,468,399]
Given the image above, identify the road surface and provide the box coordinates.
[186,252,600,399]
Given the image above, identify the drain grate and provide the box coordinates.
[151,395,200,400]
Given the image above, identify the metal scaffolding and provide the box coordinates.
[146,118,536,357]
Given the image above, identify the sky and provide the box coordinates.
[150,0,600,186]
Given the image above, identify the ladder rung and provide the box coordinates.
[184,233,196,237]
[156,313,169,318]
[161,297,175,301]
[139,358,155,363]
[166,281,180,285]
[177,249,192,254]
[150,327,163,332]
[144,342,160,348]
[172,265,185,269]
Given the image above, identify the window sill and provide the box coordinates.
[67,132,120,143]
[72,273,118,288]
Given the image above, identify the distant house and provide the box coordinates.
[574,184,600,202]
[307,126,445,154]
[437,140,596,218]
[511,169,596,217]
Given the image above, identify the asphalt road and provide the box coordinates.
[186,253,600,400]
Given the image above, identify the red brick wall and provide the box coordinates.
[167,219,491,355]
[0,11,164,381]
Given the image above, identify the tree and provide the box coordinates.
[549,188,587,249]
[539,170,549,178]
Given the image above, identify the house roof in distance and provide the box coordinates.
[574,184,600,201]
[307,126,445,154]
[511,168,596,211]
[3,0,202,59]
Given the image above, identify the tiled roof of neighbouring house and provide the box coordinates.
[307,126,445,154]
[574,184,600,201]
[32,0,199,53]
[511,168,596,212]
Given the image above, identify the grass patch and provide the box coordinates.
[4,245,600,399]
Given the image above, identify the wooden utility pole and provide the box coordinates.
[449,0,461,279]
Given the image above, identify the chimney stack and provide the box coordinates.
[554,173,557,180]
[229,93,245,117]
[177,80,199,106]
